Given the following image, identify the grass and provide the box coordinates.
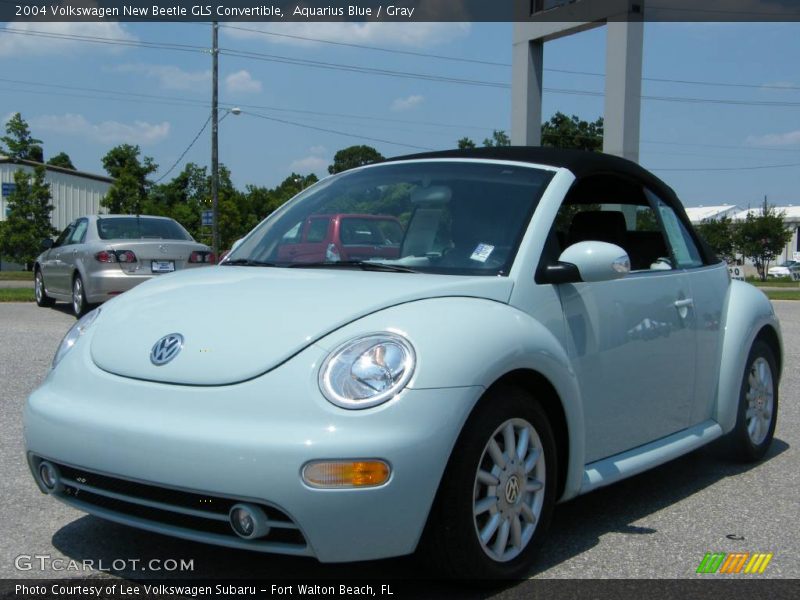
[752,280,800,288]
[0,271,33,281]
[765,290,800,301]
[0,288,34,302]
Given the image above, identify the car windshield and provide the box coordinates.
[227,161,554,275]
[97,217,193,241]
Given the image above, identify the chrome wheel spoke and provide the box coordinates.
[525,479,543,493]
[516,427,530,462]
[477,469,499,486]
[524,448,540,474]
[503,423,516,460]
[480,513,502,544]
[474,496,497,516]
[487,439,506,469]
[510,514,523,549]
[492,518,510,556]
[520,502,536,524]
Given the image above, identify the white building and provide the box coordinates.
[0,157,112,232]
[733,206,800,264]
[684,205,738,224]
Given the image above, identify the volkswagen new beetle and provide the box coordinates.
[25,148,782,578]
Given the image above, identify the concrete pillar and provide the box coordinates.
[511,29,544,146]
[603,20,644,163]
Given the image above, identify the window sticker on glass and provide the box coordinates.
[470,243,495,263]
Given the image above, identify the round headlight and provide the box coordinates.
[52,308,100,369]
[319,333,415,409]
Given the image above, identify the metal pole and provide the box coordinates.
[211,20,219,260]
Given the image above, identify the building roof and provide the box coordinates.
[733,206,800,222]
[684,205,738,223]
[0,156,113,184]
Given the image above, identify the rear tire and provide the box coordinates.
[720,339,779,462]
[71,274,92,318]
[421,384,557,579]
[34,269,55,308]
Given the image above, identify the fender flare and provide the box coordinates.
[715,281,782,433]
[316,296,586,501]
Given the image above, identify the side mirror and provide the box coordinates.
[41,238,54,250]
[558,241,630,283]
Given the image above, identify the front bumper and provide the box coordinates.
[24,339,481,562]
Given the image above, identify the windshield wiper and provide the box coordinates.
[287,260,417,273]
[222,258,278,267]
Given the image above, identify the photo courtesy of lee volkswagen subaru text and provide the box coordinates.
[24,147,782,579]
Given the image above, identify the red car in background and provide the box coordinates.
[277,213,404,263]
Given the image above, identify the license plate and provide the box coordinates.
[151,260,175,273]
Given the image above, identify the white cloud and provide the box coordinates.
[32,114,170,145]
[746,130,800,147]
[309,145,327,155]
[0,21,136,57]
[391,94,424,112]
[289,155,329,174]
[114,64,210,91]
[223,22,470,49]
[225,70,262,94]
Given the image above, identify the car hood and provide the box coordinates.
[89,266,514,385]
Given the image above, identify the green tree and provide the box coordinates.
[1,113,44,161]
[696,216,736,264]
[0,166,57,269]
[733,200,793,280]
[542,112,603,151]
[47,152,76,170]
[457,137,476,149]
[101,144,158,214]
[328,145,384,174]
[482,130,511,147]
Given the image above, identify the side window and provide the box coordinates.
[69,219,88,244]
[305,218,330,243]
[548,173,673,273]
[280,221,302,244]
[645,190,704,269]
[53,224,75,248]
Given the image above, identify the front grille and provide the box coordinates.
[44,460,308,552]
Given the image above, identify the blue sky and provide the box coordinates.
[1,20,798,207]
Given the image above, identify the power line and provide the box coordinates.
[220,24,511,68]
[0,26,207,54]
[240,110,434,150]
[154,115,212,183]
[649,162,800,172]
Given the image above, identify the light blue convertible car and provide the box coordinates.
[25,148,782,578]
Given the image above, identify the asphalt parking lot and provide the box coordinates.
[0,301,798,585]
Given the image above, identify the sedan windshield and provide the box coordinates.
[227,161,554,276]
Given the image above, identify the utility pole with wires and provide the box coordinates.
[211,20,220,261]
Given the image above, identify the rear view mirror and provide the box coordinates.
[559,241,630,283]
[411,186,451,204]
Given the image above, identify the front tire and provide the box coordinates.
[721,339,779,462]
[422,385,557,579]
[34,269,55,307]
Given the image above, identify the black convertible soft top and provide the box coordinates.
[387,146,677,203]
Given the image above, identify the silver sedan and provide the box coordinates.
[34,215,213,317]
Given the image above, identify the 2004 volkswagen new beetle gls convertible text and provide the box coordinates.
[24,148,782,578]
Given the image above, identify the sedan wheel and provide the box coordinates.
[35,270,55,307]
[422,385,556,579]
[72,275,89,317]
[721,339,779,462]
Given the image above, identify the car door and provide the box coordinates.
[63,217,89,281]
[283,216,332,263]
[550,176,698,462]
[646,189,728,426]
[44,222,76,296]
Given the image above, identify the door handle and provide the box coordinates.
[674,298,693,320]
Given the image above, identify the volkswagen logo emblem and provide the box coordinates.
[150,333,184,366]
[505,475,520,504]
[158,244,167,254]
